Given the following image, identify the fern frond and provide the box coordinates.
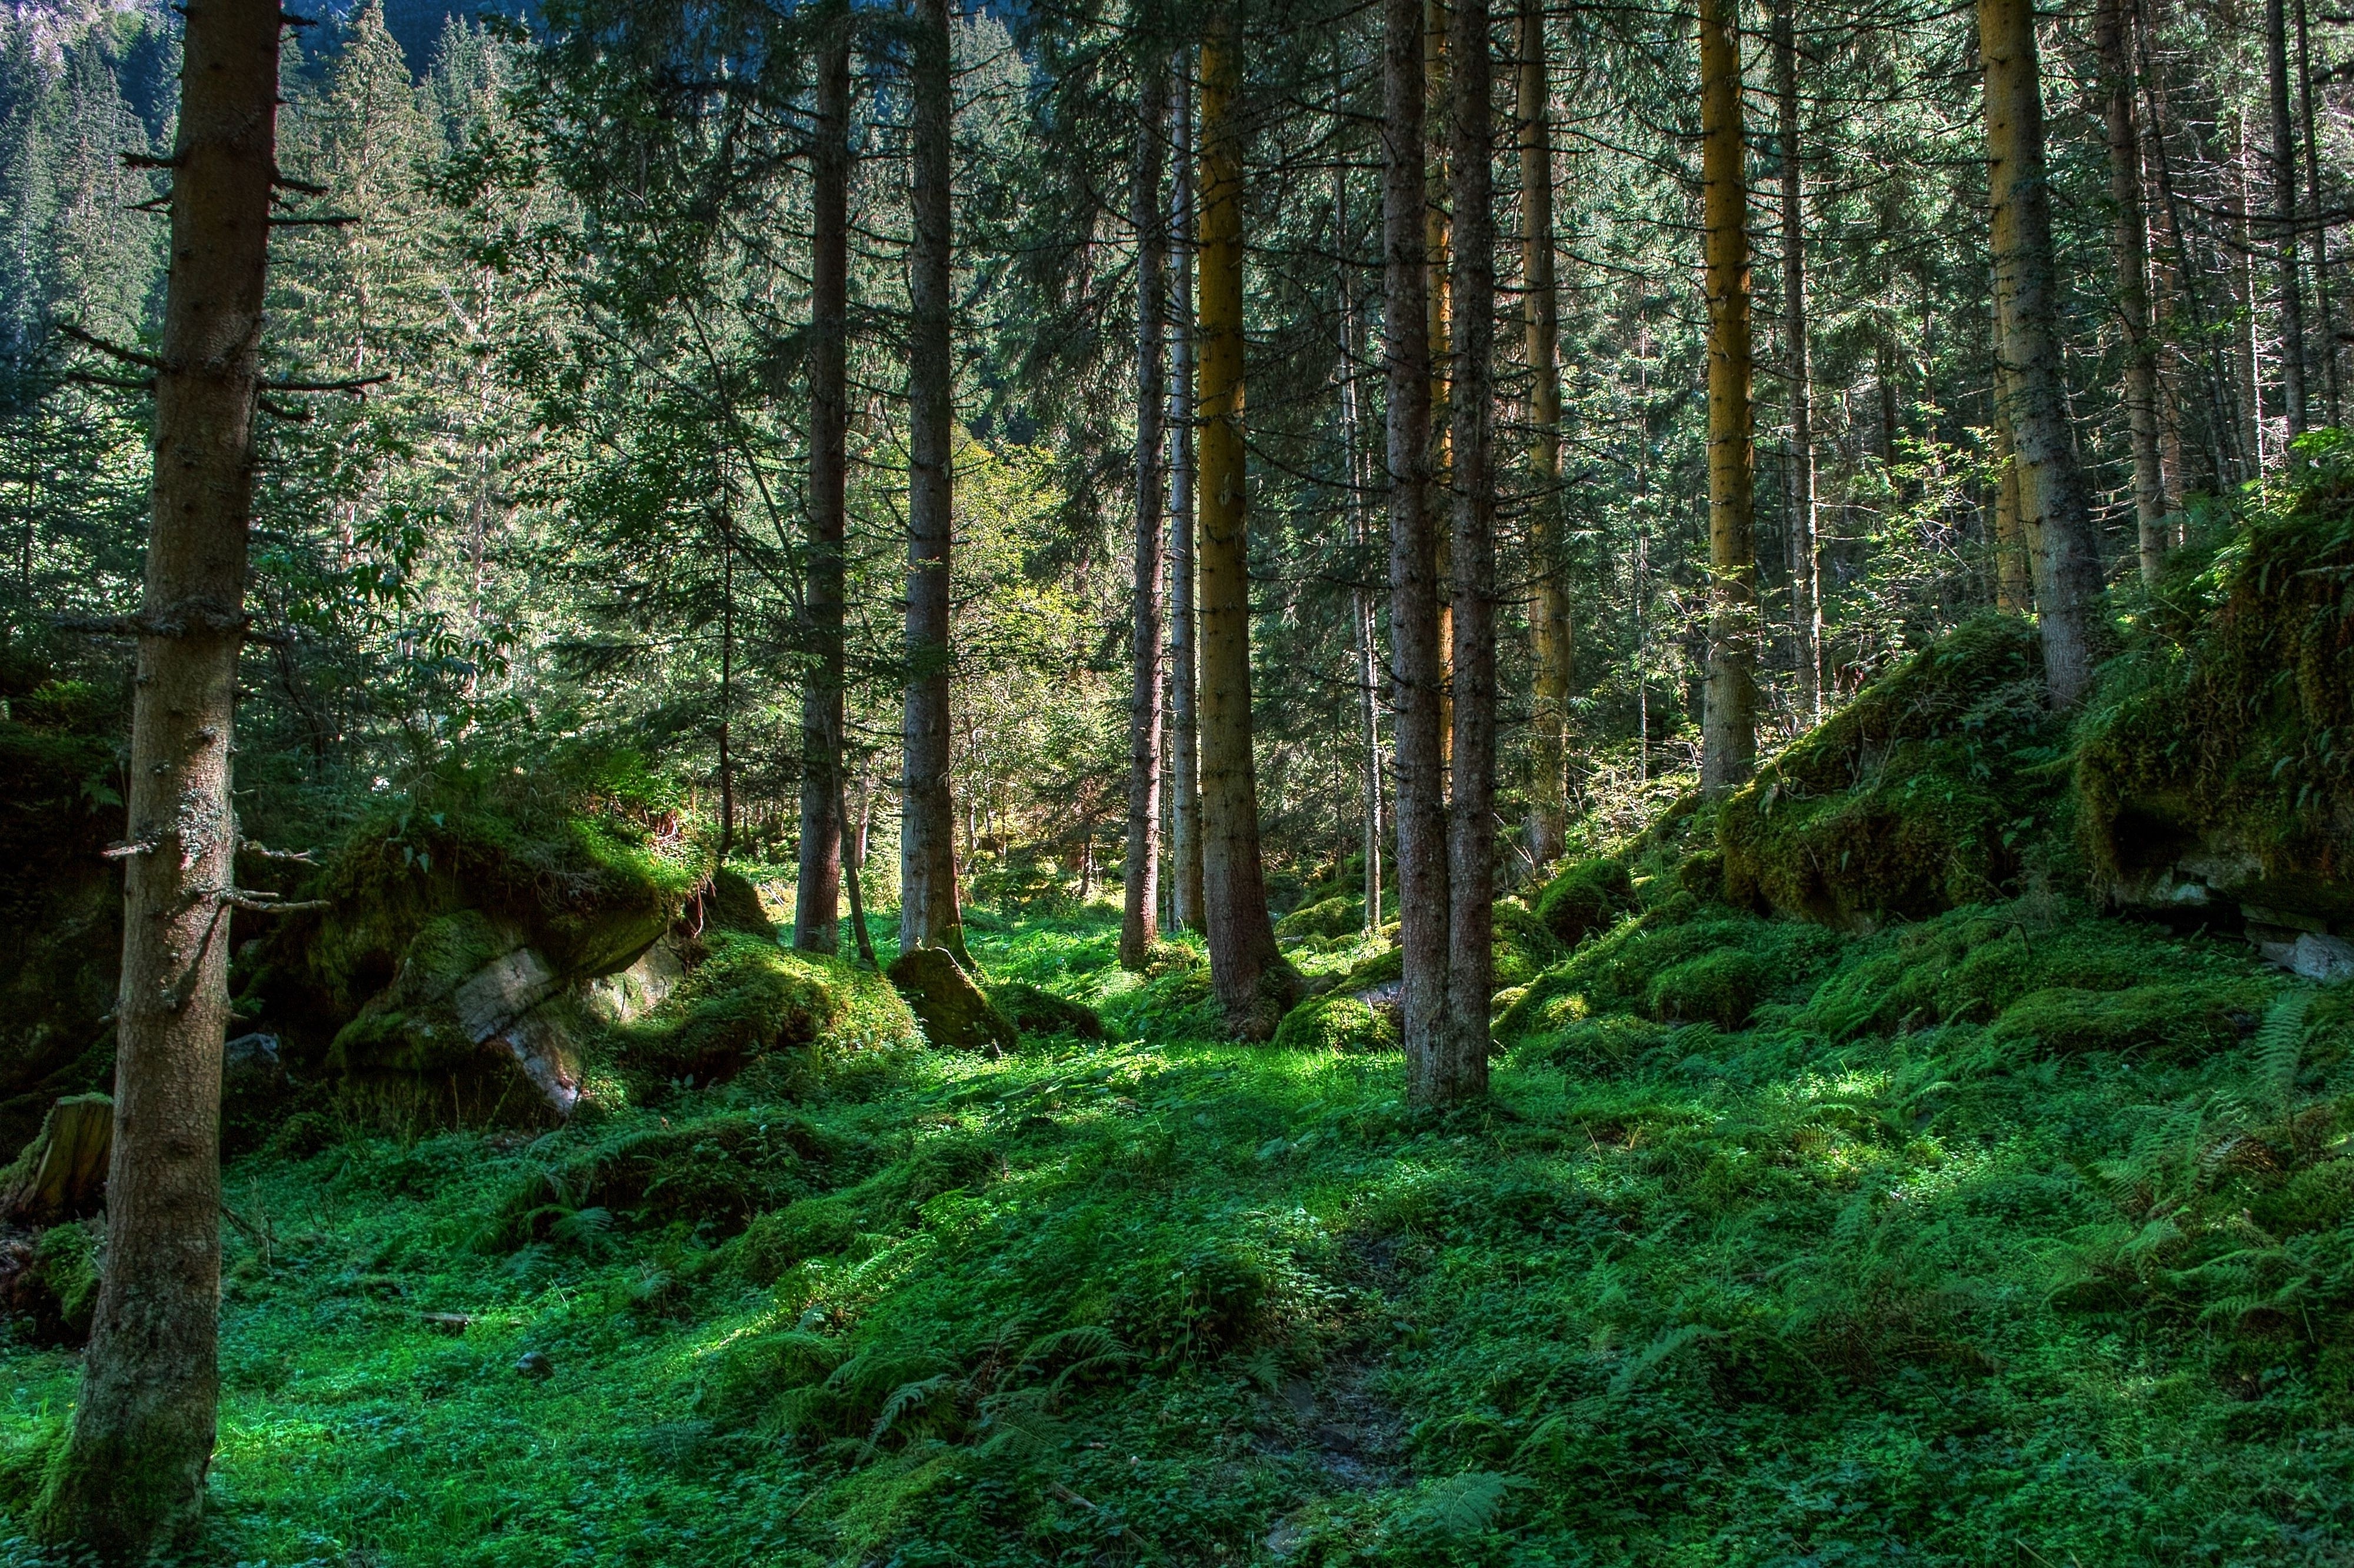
[1608,1323,1723,1397]
[2255,991,2315,1115]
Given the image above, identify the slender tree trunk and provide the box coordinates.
[1195,22,1294,1037]
[1993,410,2033,611]
[840,766,876,968]
[2095,0,2168,585]
[2298,0,2340,423]
[1336,132,1384,936]
[1771,0,1820,726]
[718,521,735,861]
[1440,0,1494,1106]
[1166,61,1205,934]
[2267,0,2308,437]
[1981,0,2102,706]
[1519,0,1570,864]
[1698,0,1756,794]
[1384,0,1449,1083]
[1427,0,1454,765]
[39,0,280,1553]
[1120,67,1170,971]
[900,0,967,962]
[796,6,850,954]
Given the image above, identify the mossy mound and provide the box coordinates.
[1534,857,1635,947]
[2077,467,2354,923]
[1275,895,1364,941]
[1985,981,2268,1059]
[889,947,1018,1054]
[990,981,1105,1040]
[730,1130,1000,1283]
[609,931,916,1088]
[1271,993,1398,1053]
[1498,908,1844,1043]
[1721,614,2062,928]
[1491,900,1560,991]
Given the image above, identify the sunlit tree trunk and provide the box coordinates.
[795,5,850,954]
[1167,61,1205,934]
[1519,0,1571,863]
[1981,0,2102,706]
[38,0,280,1553]
[2095,0,2168,585]
[1439,0,1494,1106]
[1993,410,2033,612]
[2297,0,2340,423]
[1195,22,1294,1036]
[900,0,967,961]
[1335,136,1384,936]
[1427,0,1454,765]
[1385,0,1449,1081]
[1771,0,1820,725]
[2266,0,2307,437]
[1120,65,1170,971]
[1698,0,1757,793]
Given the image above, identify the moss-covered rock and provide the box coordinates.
[1535,858,1635,948]
[1986,980,2269,1059]
[610,931,911,1088]
[1498,907,1843,1045]
[1720,615,2060,928]
[1275,895,1364,941]
[1646,948,1770,1029]
[889,947,1018,1054]
[1491,901,1560,993]
[1272,993,1399,1053]
[990,981,1105,1040]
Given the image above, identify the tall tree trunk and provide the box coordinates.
[1993,411,2033,611]
[1698,0,1757,794]
[2095,0,2168,585]
[1195,21,1294,1037]
[1981,0,2102,706]
[1336,122,1384,936]
[1427,0,1454,765]
[2267,0,2308,437]
[1166,61,1205,934]
[1440,0,1495,1107]
[795,6,850,954]
[1770,0,1819,726]
[1384,0,1449,1083]
[1120,66,1170,971]
[1519,0,1570,864]
[900,0,967,961]
[718,520,736,861]
[841,765,876,968]
[2298,0,2339,423]
[38,0,280,1553]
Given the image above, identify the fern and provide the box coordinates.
[2255,991,2315,1116]
[1398,1470,1527,1539]
[1608,1322,1723,1396]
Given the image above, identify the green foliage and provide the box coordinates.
[1498,907,1843,1043]
[1271,994,1399,1054]
[988,980,1105,1040]
[1534,856,1635,947]
[610,932,914,1090]
[1276,894,1365,941]
[1721,614,2063,926]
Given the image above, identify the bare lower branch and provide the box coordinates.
[58,323,167,370]
[102,841,157,860]
[218,893,328,914]
[239,841,317,864]
[264,372,391,395]
[65,371,155,393]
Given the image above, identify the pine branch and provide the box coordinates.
[57,323,167,371]
[264,372,391,395]
[65,371,155,393]
[267,214,357,227]
[120,152,182,171]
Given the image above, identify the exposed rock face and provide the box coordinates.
[888,947,1017,1054]
[580,936,690,1026]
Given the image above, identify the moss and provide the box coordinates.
[1515,1014,1674,1077]
[889,947,1019,1054]
[1271,994,1398,1054]
[701,867,778,940]
[1721,615,2062,928]
[2076,472,2354,913]
[1498,906,1842,1046]
[1275,895,1364,941]
[486,1113,849,1249]
[990,981,1105,1040]
[1646,948,1769,1030]
[1984,979,2269,1059]
[1534,858,1635,947]
[612,932,868,1086]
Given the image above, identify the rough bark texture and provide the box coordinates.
[1698,0,1757,794]
[1994,412,2033,612]
[1519,0,1570,867]
[1194,25,1294,1038]
[1771,0,1820,725]
[2267,0,2307,437]
[794,7,850,955]
[2296,0,2338,422]
[37,0,280,1553]
[1166,64,1205,935]
[1336,135,1382,936]
[1439,0,1495,1107]
[1384,0,1449,1082]
[2096,0,2169,585]
[899,0,966,962]
[1981,0,2102,707]
[1120,68,1170,971]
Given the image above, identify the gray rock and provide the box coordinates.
[515,1349,553,1380]
[2291,933,2354,984]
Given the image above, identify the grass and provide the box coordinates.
[3,896,2352,1566]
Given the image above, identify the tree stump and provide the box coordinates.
[0,1094,113,1222]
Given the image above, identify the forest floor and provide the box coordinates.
[2,895,2352,1567]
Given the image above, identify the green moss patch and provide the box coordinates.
[1535,857,1635,947]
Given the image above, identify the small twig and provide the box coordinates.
[220,893,328,913]
[121,152,182,171]
[240,840,317,864]
[102,841,157,861]
[272,168,327,195]
[281,9,318,25]
[1050,1483,1098,1512]
[257,397,311,421]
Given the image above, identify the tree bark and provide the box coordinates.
[1336,118,1383,937]
[1166,61,1205,934]
[2297,0,2339,424]
[1195,22,1294,1037]
[900,0,967,962]
[1993,410,2033,612]
[795,5,850,954]
[1698,0,1757,794]
[1519,0,1570,864]
[1439,0,1495,1107]
[38,0,280,1553]
[2267,0,2307,438]
[1771,0,1820,727]
[1120,66,1170,971]
[1981,0,2102,707]
[2095,0,2168,585]
[1385,0,1449,1081]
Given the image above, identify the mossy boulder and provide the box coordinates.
[700,867,778,940]
[610,931,913,1088]
[1272,993,1399,1053]
[1535,858,1635,947]
[2077,475,2354,931]
[1491,901,1560,992]
[1275,895,1364,941]
[1721,614,2060,928]
[990,981,1105,1040]
[1986,980,2269,1060]
[1646,948,1770,1030]
[889,947,1018,1054]
[1498,907,1843,1045]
